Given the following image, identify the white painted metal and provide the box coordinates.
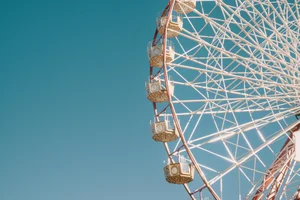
[294,130,300,162]
[149,0,300,199]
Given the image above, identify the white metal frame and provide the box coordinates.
[148,0,300,199]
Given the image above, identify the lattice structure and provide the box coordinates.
[147,0,300,199]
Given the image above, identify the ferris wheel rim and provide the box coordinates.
[149,0,221,199]
[149,2,198,199]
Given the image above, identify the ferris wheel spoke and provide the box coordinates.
[188,106,298,145]
[171,99,297,117]
[278,2,300,37]
[189,120,300,196]
[264,1,298,39]
[218,3,297,64]
[279,158,298,199]
[170,55,298,93]
[227,0,298,58]
[183,25,293,77]
[176,29,299,83]
[171,96,299,104]
[247,139,295,199]
[172,114,195,153]
[169,76,298,109]
[164,104,297,116]
[172,94,193,113]
[217,13,299,84]
[296,0,300,24]
[207,99,238,162]
[249,160,300,199]
[215,59,268,171]
[186,108,207,142]
[188,143,236,164]
[220,8,289,60]
[170,61,300,94]
[220,1,298,74]
[243,2,292,53]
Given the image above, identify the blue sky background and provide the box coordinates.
[0,0,192,200]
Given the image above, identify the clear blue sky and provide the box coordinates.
[0,0,191,200]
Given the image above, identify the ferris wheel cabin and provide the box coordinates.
[295,129,300,162]
[164,163,195,184]
[173,0,196,14]
[148,40,175,68]
[151,121,179,142]
[157,12,183,38]
[146,80,174,103]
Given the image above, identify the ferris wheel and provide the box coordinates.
[146,0,300,199]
